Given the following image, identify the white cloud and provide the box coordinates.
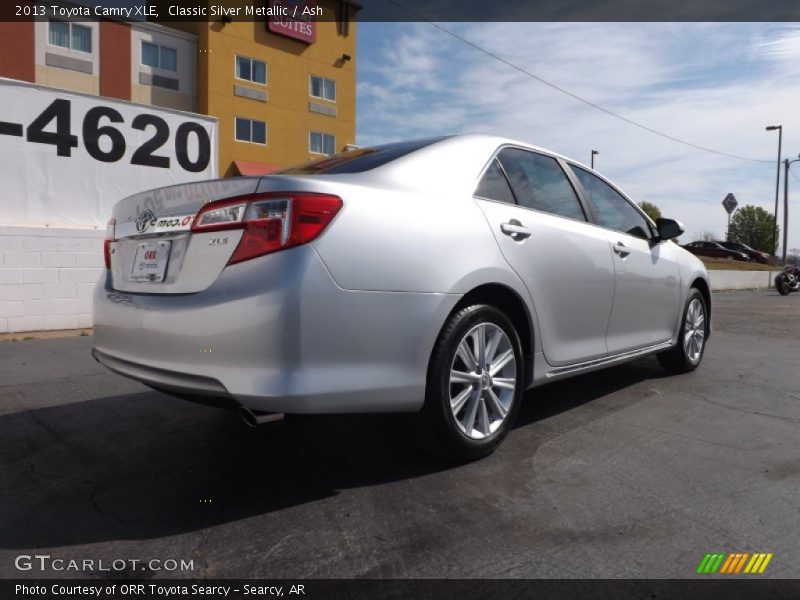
[357,23,800,251]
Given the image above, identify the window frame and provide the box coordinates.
[309,75,337,102]
[235,54,268,85]
[234,116,268,146]
[473,145,589,223]
[473,158,518,206]
[309,131,336,156]
[140,40,178,73]
[47,19,93,54]
[565,162,658,241]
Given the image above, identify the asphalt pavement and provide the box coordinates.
[0,290,798,579]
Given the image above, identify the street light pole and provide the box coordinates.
[766,125,782,257]
[591,150,598,169]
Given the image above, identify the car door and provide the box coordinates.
[474,147,615,366]
[702,242,719,258]
[568,165,681,354]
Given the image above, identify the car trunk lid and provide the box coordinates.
[108,178,261,294]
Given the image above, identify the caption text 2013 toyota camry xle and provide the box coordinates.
[93,135,711,460]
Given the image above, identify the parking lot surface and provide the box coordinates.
[1,290,798,579]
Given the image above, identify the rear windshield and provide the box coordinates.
[277,137,450,175]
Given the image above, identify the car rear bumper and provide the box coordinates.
[93,245,459,414]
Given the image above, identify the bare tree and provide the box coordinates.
[691,230,717,242]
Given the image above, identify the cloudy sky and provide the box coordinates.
[355,23,800,252]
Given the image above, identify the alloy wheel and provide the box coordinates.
[683,298,706,363]
[448,322,517,440]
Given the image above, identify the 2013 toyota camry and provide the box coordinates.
[93,135,711,460]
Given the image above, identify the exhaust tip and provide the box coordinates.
[239,406,284,428]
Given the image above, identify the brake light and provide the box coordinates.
[191,193,342,265]
[104,218,116,269]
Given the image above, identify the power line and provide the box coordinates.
[383,0,774,164]
[790,164,800,186]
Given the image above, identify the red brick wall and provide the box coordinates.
[0,22,35,82]
[99,21,131,100]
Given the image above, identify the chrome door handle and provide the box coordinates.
[613,241,630,258]
[500,220,532,241]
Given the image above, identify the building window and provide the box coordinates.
[236,117,267,145]
[48,20,92,53]
[309,131,335,155]
[236,55,267,85]
[310,75,336,102]
[142,41,178,72]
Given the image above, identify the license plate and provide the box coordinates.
[129,241,171,282]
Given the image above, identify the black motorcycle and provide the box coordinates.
[775,263,800,295]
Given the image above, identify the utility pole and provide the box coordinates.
[783,155,800,265]
[784,159,788,265]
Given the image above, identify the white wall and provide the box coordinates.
[708,270,780,291]
[0,80,218,334]
[0,226,104,333]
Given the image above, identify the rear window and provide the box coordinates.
[277,137,450,175]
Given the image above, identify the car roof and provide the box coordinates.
[277,133,624,199]
[433,133,595,169]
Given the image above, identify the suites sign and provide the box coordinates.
[267,0,318,44]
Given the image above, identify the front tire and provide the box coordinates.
[409,304,524,461]
[657,288,708,373]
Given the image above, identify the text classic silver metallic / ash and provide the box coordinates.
[93,135,711,460]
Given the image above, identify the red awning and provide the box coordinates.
[233,161,282,176]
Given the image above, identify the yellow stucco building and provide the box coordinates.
[172,1,358,176]
[0,2,357,177]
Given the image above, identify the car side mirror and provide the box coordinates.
[655,217,684,241]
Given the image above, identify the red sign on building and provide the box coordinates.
[267,0,317,44]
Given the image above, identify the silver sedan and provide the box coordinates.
[93,135,710,460]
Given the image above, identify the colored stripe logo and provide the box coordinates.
[697,552,773,574]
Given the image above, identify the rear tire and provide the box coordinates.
[409,304,524,461]
[775,274,791,296]
[657,288,708,374]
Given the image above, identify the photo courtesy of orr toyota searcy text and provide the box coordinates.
[14,584,298,597]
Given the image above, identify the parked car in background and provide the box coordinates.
[715,241,770,264]
[93,134,712,461]
[683,241,749,261]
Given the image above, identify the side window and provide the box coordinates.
[571,166,651,240]
[475,159,516,204]
[496,148,586,221]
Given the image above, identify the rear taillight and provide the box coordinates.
[104,218,116,269]
[191,193,342,265]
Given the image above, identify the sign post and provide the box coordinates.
[722,193,738,240]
